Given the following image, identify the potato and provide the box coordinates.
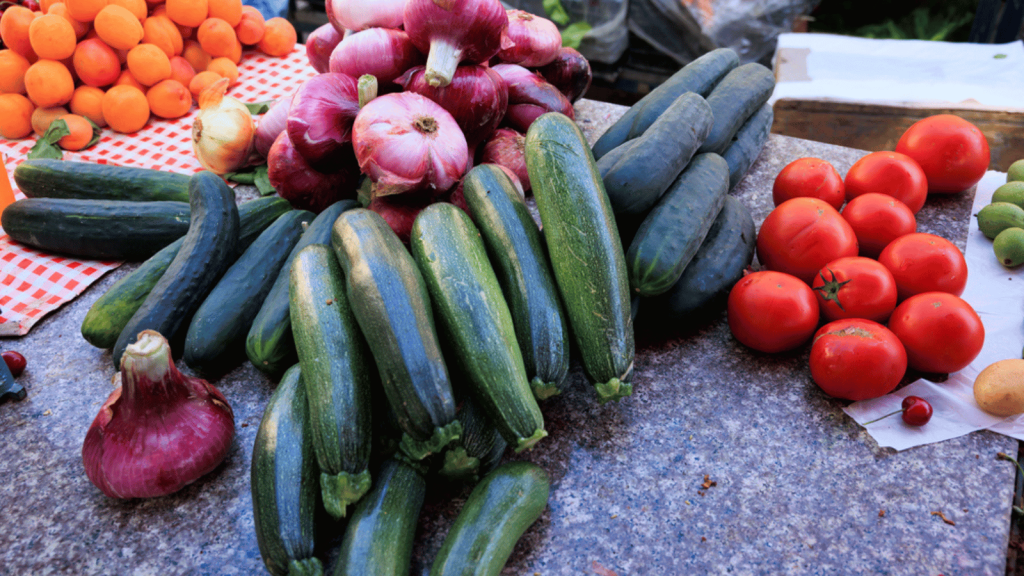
[973,358,1024,417]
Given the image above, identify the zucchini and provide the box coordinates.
[591,48,739,160]
[111,171,240,368]
[723,103,774,189]
[330,209,460,461]
[246,200,360,377]
[289,244,374,519]
[626,153,729,297]
[330,458,426,576]
[183,210,311,376]
[461,165,569,400]
[251,364,323,576]
[13,159,192,202]
[1,198,190,260]
[410,203,546,453]
[698,62,776,155]
[80,196,293,350]
[525,112,635,403]
[439,394,507,482]
[430,461,550,576]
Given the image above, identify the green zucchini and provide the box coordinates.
[80,196,292,350]
[626,153,729,297]
[698,62,776,155]
[246,200,360,377]
[411,203,546,453]
[289,244,374,519]
[111,171,240,367]
[1,198,190,260]
[251,364,323,576]
[723,103,774,189]
[430,461,550,576]
[13,159,193,202]
[525,112,635,403]
[461,164,569,400]
[591,48,739,160]
[439,394,508,482]
[330,209,460,461]
[330,458,426,576]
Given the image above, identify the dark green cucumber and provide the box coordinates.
[111,171,239,367]
[598,92,714,221]
[330,209,460,461]
[525,112,635,403]
[591,48,739,159]
[411,203,546,453]
[1,198,190,260]
[289,244,374,519]
[331,458,425,576]
[183,210,311,376]
[440,395,508,482]
[80,196,292,350]
[246,200,359,377]
[251,364,323,576]
[698,62,776,155]
[13,159,192,202]
[723,103,774,189]
[430,462,550,576]
[626,153,729,297]
[462,164,569,400]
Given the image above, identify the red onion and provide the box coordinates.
[306,23,345,73]
[82,330,234,499]
[396,64,507,149]
[329,0,405,31]
[404,0,511,88]
[324,0,345,35]
[268,131,360,213]
[536,47,592,103]
[492,63,574,132]
[353,92,468,197]
[329,28,424,87]
[497,10,561,67]
[479,128,530,193]
[255,92,294,158]
[368,193,435,244]
[287,72,360,169]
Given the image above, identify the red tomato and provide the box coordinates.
[772,157,845,210]
[888,292,984,373]
[844,151,928,214]
[877,233,967,301]
[840,193,917,258]
[756,197,859,284]
[811,257,898,323]
[809,319,907,401]
[895,114,990,194]
[728,271,819,353]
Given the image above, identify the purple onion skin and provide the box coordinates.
[268,131,360,213]
[497,10,561,67]
[255,93,294,158]
[324,0,345,34]
[397,64,508,149]
[306,23,344,73]
[329,28,424,86]
[492,64,574,131]
[368,194,435,245]
[536,47,592,103]
[404,0,510,87]
[479,128,530,192]
[287,73,360,170]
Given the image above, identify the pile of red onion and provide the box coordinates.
[255,0,592,239]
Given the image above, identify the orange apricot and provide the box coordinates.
[114,69,146,91]
[187,70,221,100]
[196,17,236,58]
[0,93,34,138]
[1,6,39,60]
[23,59,73,107]
[142,14,183,58]
[126,43,172,86]
[101,84,149,133]
[168,55,195,87]
[207,0,241,27]
[47,3,89,40]
[165,0,207,28]
[93,5,144,51]
[64,0,107,23]
[73,38,121,88]
[181,39,209,71]
[257,17,295,57]
[106,0,147,21]
[205,56,237,85]
[0,49,31,94]
[234,6,263,45]
[146,78,191,118]
[30,105,67,136]
[56,113,93,150]
[70,85,106,127]
[39,0,58,13]
[27,13,75,60]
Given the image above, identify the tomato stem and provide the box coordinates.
[862,408,903,426]
[998,452,1024,480]
[812,268,851,311]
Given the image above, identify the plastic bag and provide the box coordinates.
[503,0,630,65]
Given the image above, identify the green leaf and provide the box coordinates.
[84,117,102,150]
[254,164,274,196]
[561,22,591,49]
[225,170,256,185]
[996,53,1008,59]
[543,0,570,26]
[245,101,273,115]
[27,119,71,160]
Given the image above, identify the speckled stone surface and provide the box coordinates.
[0,100,1017,576]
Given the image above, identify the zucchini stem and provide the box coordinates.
[320,469,373,519]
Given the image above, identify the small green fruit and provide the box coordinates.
[977,202,1024,239]
[993,227,1024,268]
[1008,159,1024,183]
[992,181,1024,208]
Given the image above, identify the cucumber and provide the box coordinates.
[80,197,292,350]
[183,210,311,376]
[1,198,190,260]
[591,48,739,160]
[330,459,426,576]
[430,462,550,576]
[330,209,460,461]
[439,394,508,482]
[111,171,240,368]
[289,244,374,519]
[525,112,635,403]
[13,159,192,202]
[698,62,776,155]
[246,200,359,377]
[411,203,546,453]
[251,365,323,576]
[722,103,774,189]
[626,153,729,297]
[461,164,569,400]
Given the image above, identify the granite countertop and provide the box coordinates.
[0,100,1017,576]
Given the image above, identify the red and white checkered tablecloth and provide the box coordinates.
[0,47,317,337]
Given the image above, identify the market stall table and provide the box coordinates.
[0,98,1017,576]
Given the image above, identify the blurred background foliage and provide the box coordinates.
[808,0,978,41]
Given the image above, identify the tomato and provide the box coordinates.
[755,197,859,284]
[844,151,928,214]
[895,114,990,194]
[811,257,898,323]
[772,157,845,210]
[877,233,967,301]
[840,193,917,258]
[809,319,907,401]
[727,271,819,353]
[887,292,984,373]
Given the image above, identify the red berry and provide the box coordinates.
[2,351,26,377]
[901,396,932,426]
[22,0,39,11]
